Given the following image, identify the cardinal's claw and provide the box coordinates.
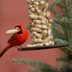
[17,46,23,51]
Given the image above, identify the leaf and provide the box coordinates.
[52,20,66,40]
[53,0,60,4]
[49,4,62,18]
[56,55,68,61]
[54,38,68,45]
[49,4,56,14]
[53,0,64,8]
[57,2,65,8]
[26,24,31,31]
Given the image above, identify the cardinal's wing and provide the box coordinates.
[7,34,18,44]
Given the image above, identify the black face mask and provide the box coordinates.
[15,26,22,34]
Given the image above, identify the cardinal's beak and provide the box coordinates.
[6,28,20,35]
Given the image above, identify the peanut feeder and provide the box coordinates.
[27,0,54,47]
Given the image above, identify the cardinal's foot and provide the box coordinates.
[17,46,23,51]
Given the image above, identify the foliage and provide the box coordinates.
[12,58,59,72]
[49,0,72,54]
[48,0,72,72]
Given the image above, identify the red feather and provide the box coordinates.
[0,24,28,57]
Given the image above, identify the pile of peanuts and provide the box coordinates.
[27,0,54,47]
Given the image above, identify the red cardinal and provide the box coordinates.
[0,24,28,57]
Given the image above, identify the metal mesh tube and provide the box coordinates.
[27,0,54,47]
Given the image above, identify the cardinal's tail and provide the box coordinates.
[0,45,12,58]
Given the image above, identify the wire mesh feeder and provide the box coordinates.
[27,0,55,47]
[17,0,68,51]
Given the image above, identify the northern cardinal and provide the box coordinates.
[0,24,29,57]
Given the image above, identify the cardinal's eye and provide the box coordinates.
[16,27,21,31]
[15,26,22,34]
